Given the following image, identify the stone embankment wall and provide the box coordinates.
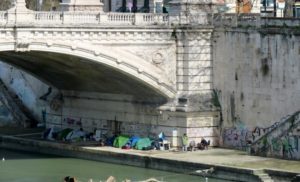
[0,92,14,125]
[0,61,163,135]
[213,28,300,158]
[250,111,300,160]
[0,62,54,126]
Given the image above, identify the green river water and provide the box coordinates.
[0,149,226,182]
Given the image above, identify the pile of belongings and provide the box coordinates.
[42,127,91,142]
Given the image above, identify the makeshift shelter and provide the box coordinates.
[57,128,73,140]
[135,138,152,150]
[128,136,140,147]
[113,135,129,148]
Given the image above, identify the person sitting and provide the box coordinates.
[188,140,196,151]
[200,137,210,150]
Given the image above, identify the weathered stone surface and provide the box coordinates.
[0,0,220,149]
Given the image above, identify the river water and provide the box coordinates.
[0,149,225,182]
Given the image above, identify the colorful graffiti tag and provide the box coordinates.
[223,114,300,159]
[223,119,289,149]
[223,127,252,149]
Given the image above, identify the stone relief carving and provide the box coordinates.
[127,48,166,67]
[119,45,176,85]
[152,52,164,65]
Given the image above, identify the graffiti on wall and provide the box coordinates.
[223,127,251,149]
[43,112,163,139]
[254,135,300,159]
[64,117,82,126]
[223,120,286,149]
[44,112,108,130]
[223,114,300,159]
[121,122,153,137]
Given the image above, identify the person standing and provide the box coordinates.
[182,133,188,151]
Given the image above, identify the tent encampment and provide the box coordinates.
[113,135,130,148]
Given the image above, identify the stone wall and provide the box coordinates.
[249,112,300,160]
[175,29,215,112]
[0,60,219,146]
[0,98,14,125]
[0,61,56,125]
[213,28,300,148]
[45,91,220,146]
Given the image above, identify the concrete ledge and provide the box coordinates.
[265,169,300,182]
[0,135,298,182]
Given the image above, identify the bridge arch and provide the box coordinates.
[0,41,176,100]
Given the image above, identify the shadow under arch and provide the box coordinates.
[0,49,173,104]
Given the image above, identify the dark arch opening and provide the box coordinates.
[0,51,168,104]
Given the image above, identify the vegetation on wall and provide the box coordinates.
[261,58,270,76]
[211,89,221,108]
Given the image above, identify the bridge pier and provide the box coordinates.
[174,28,220,146]
[167,0,220,146]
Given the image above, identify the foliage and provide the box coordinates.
[0,0,60,11]
[283,0,295,18]
[26,0,60,11]
[211,89,221,108]
[261,58,269,76]
[0,0,12,10]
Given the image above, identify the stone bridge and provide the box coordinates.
[0,0,221,146]
[2,0,300,148]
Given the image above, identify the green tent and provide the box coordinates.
[113,135,129,148]
[57,128,73,140]
[135,138,152,150]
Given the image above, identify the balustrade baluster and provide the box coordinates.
[0,9,173,26]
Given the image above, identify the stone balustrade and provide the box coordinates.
[0,10,173,26]
[1,8,300,28]
[0,9,213,27]
[35,12,62,24]
[105,13,134,25]
[211,13,300,28]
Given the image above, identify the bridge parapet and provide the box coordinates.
[0,0,212,27]
[2,8,300,28]
[0,10,216,27]
[212,13,300,28]
[0,9,172,26]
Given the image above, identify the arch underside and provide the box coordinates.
[0,51,169,104]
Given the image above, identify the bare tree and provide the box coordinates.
[24,0,59,11]
[0,0,61,11]
[0,0,12,10]
[284,0,295,17]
